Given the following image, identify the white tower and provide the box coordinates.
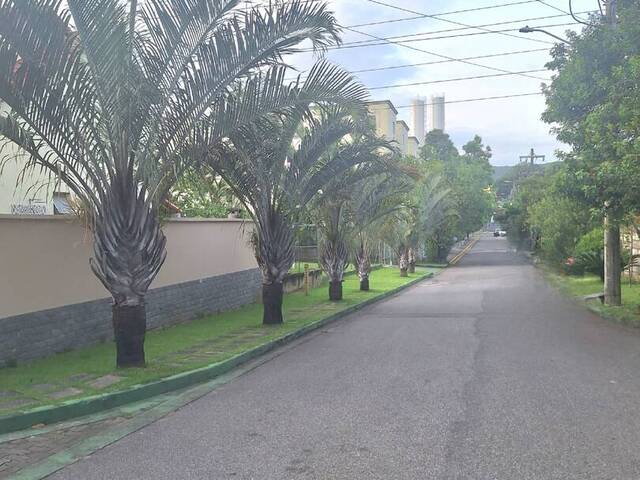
[429,94,445,132]
[411,97,425,144]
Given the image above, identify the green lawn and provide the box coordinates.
[546,271,640,327]
[0,266,439,416]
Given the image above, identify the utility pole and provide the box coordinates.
[605,0,617,25]
[603,0,621,306]
[519,148,545,165]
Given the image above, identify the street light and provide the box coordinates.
[519,25,572,45]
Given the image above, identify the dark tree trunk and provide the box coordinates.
[604,216,622,306]
[112,304,146,368]
[408,264,416,274]
[329,281,343,301]
[360,277,370,291]
[263,282,284,325]
[400,268,408,277]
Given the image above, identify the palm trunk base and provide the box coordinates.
[400,268,408,277]
[329,281,343,301]
[112,304,146,368]
[360,278,370,291]
[263,283,284,325]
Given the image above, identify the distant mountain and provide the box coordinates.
[492,165,514,183]
[492,162,560,183]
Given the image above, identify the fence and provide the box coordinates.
[0,216,261,364]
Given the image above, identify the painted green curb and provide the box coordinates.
[0,271,434,435]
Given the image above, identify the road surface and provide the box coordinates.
[51,235,640,479]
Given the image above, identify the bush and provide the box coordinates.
[574,228,604,280]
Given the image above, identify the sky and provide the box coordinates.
[268,0,601,166]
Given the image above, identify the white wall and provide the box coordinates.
[0,216,257,318]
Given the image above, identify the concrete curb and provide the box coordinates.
[0,270,434,436]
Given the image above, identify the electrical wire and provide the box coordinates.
[341,25,548,81]
[316,22,577,52]
[348,0,540,28]
[323,12,591,48]
[535,0,568,14]
[371,92,544,109]
[364,0,555,45]
[334,48,550,75]
[569,0,595,25]
[368,69,549,91]
[284,48,549,82]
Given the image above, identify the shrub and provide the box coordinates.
[574,228,604,280]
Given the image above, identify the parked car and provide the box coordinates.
[499,230,507,237]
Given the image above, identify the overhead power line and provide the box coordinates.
[314,21,579,51]
[333,11,592,47]
[349,48,549,74]
[287,48,549,80]
[347,0,541,28]
[364,0,556,45]
[368,69,549,91]
[373,92,544,110]
[535,0,569,14]
[341,26,548,81]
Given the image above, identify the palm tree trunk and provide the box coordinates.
[112,303,146,367]
[329,281,343,301]
[356,240,371,291]
[90,186,167,369]
[263,282,284,325]
[399,248,409,277]
[408,247,416,273]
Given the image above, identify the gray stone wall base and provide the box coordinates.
[0,269,262,366]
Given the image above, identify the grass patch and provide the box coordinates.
[545,269,640,327]
[0,266,439,416]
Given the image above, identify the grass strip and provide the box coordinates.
[0,266,439,421]
[544,269,640,327]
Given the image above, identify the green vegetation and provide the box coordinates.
[539,0,640,306]
[0,0,369,367]
[417,131,495,262]
[0,266,439,416]
[546,272,640,327]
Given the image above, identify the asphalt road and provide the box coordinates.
[51,235,640,479]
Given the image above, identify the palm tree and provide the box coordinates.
[379,175,451,277]
[206,102,372,324]
[0,0,351,367]
[314,132,396,300]
[351,172,415,289]
[411,175,455,267]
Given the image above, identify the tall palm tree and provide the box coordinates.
[379,175,451,277]
[314,137,398,299]
[0,0,351,367]
[207,102,372,324]
[408,175,454,269]
[351,172,415,289]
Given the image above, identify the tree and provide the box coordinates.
[170,167,241,218]
[542,0,640,305]
[0,0,353,366]
[207,99,372,325]
[350,169,416,289]
[418,131,493,260]
[528,195,592,262]
[315,135,396,300]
